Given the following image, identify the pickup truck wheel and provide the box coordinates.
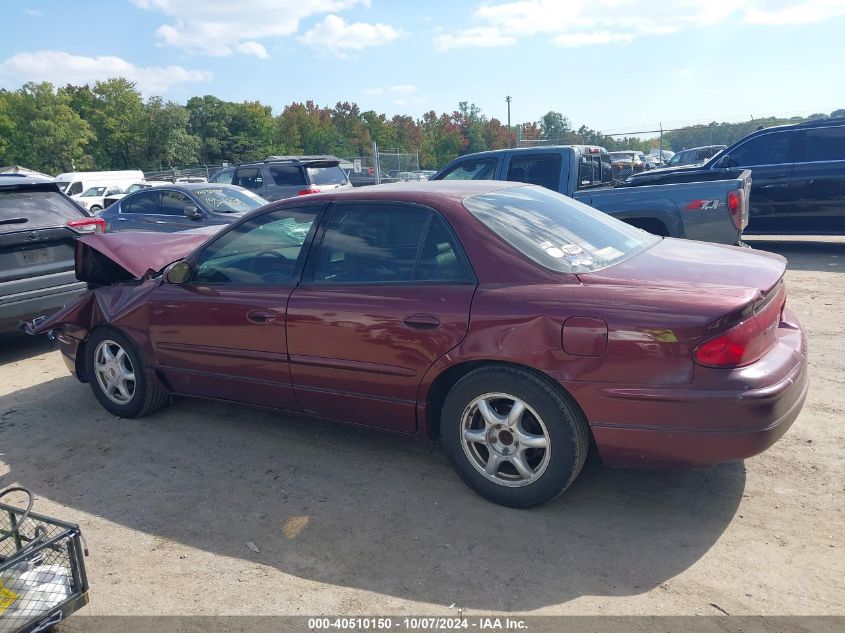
[85,327,169,418]
[440,366,589,508]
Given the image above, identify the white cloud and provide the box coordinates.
[388,84,418,95]
[24,9,42,17]
[235,41,270,58]
[132,0,389,57]
[299,15,402,55]
[0,50,212,94]
[435,0,844,50]
[434,26,516,51]
[742,0,845,25]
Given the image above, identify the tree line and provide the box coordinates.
[0,79,842,175]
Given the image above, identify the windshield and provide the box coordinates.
[307,165,348,186]
[463,186,659,274]
[82,187,106,197]
[608,152,633,161]
[125,183,147,194]
[192,187,267,213]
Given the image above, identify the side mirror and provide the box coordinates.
[184,205,202,220]
[165,261,192,284]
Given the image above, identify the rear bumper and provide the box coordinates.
[568,309,808,468]
[0,281,87,331]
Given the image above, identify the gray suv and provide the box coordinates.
[210,156,353,201]
[1,176,102,331]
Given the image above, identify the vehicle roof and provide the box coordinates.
[679,144,727,152]
[279,179,523,205]
[136,182,241,192]
[733,117,845,140]
[440,145,605,163]
[242,154,344,166]
[0,176,60,190]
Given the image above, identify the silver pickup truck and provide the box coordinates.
[432,145,752,245]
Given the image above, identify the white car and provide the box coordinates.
[71,185,124,212]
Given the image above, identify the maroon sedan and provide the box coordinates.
[30,181,808,507]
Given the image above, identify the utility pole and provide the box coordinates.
[506,96,512,149]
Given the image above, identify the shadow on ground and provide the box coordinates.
[0,331,57,364]
[744,237,845,273]
[0,375,745,610]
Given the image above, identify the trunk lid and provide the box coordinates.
[579,237,785,298]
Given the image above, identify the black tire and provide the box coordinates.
[440,366,589,508]
[89,205,102,212]
[85,326,169,418]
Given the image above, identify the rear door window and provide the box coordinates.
[507,154,562,191]
[234,167,265,190]
[160,191,193,216]
[270,165,307,186]
[123,191,160,214]
[439,159,497,180]
[312,203,430,283]
[801,126,845,162]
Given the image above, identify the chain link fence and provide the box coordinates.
[344,149,422,187]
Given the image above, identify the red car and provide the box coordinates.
[31,181,808,507]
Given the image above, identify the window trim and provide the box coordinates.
[301,200,477,287]
[185,203,326,287]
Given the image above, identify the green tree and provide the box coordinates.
[89,78,146,168]
[1,82,93,173]
[539,111,571,143]
[143,97,200,169]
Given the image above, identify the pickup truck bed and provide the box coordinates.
[432,146,751,245]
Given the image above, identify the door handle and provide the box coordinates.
[403,314,441,330]
[247,309,277,324]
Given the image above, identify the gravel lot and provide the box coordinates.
[0,236,842,617]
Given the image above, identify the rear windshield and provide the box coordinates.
[192,187,267,213]
[463,186,659,274]
[307,165,348,186]
[0,189,86,232]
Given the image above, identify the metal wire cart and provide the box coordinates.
[0,487,88,633]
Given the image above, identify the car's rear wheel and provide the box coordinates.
[440,366,589,508]
[85,327,169,418]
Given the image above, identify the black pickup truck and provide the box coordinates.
[626,118,845,234]
[431,145,751,245]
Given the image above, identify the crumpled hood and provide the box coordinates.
[76,230,214,283]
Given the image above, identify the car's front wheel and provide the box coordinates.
[85,327,169,418]
[89,205,102,213]
[440,366,589,508]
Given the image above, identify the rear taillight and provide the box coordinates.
[298,188,320,196]
[67,217,106,234]
[727,190,747,230]
[694,291,785,368]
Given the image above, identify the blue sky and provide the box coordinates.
[1,0,844,133]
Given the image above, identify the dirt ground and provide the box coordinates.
[0,236,842,617]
